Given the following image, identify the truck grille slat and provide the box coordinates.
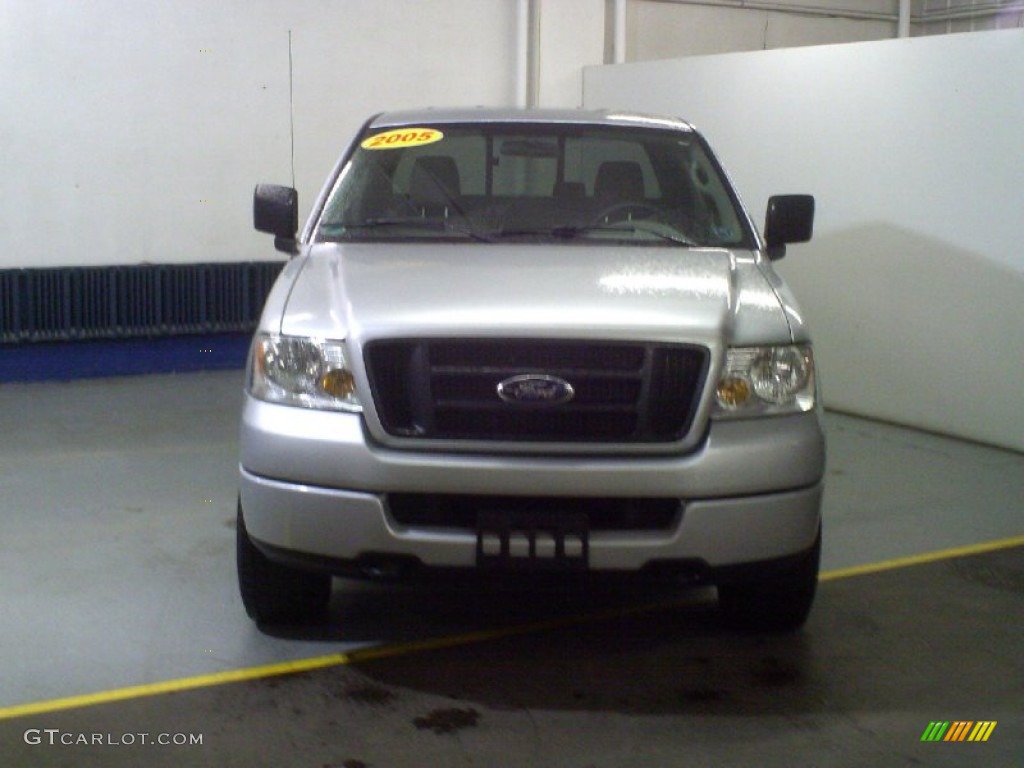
[388,494,681,532]
[365,339,708,444]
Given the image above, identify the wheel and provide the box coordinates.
[236,499,332,625]
[717,526,821,632]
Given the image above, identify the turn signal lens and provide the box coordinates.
[320,368,357,399]
[715,376,751,410]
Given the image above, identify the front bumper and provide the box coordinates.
[241,468,822,571]
[239,396,825,572]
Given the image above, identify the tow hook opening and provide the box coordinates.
[354,554,420,581]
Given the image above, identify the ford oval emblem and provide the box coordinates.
[497,374,575,406]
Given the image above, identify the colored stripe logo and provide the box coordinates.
[921,721,997,742]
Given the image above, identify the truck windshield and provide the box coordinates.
[314,122,754,248]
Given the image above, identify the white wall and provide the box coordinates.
[584,29,1024,451]
[916,0,1024,36]
[0,0,521,269]
[536,0,607,106]
[627,0,898,59]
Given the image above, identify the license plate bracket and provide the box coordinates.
[476,509,589,571]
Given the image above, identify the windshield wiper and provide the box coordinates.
[324,218,495,243]
[551,222,696,246]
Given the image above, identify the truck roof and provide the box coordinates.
[368,107,695,132]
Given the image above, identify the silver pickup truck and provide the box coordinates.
[238,108,825,632]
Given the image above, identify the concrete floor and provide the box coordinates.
[0,370,1021,766]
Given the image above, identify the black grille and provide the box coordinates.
[365,339,709,443]
[388,494,681,532]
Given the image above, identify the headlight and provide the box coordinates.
[248,333,362,412]
[713,344,816,418]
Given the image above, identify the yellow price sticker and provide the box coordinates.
[361,128,444,150]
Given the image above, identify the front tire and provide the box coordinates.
[236,500,332,625]
[717,526,821,632]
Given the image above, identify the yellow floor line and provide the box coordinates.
[2,534,1021,722]
[817,533,1024,582]
[0,654,352,722]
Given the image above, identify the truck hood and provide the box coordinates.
[277,243,793,345]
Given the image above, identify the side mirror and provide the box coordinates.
[254,184,299,254]
[764,194,814,261]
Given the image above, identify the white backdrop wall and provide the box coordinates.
[0,0,523,269]
[536,0,607,105]
[584,29,1024,451]
[626,0,898,59]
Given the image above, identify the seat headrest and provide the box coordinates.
[594,161,645,203]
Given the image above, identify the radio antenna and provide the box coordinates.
[288,30,295,188]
